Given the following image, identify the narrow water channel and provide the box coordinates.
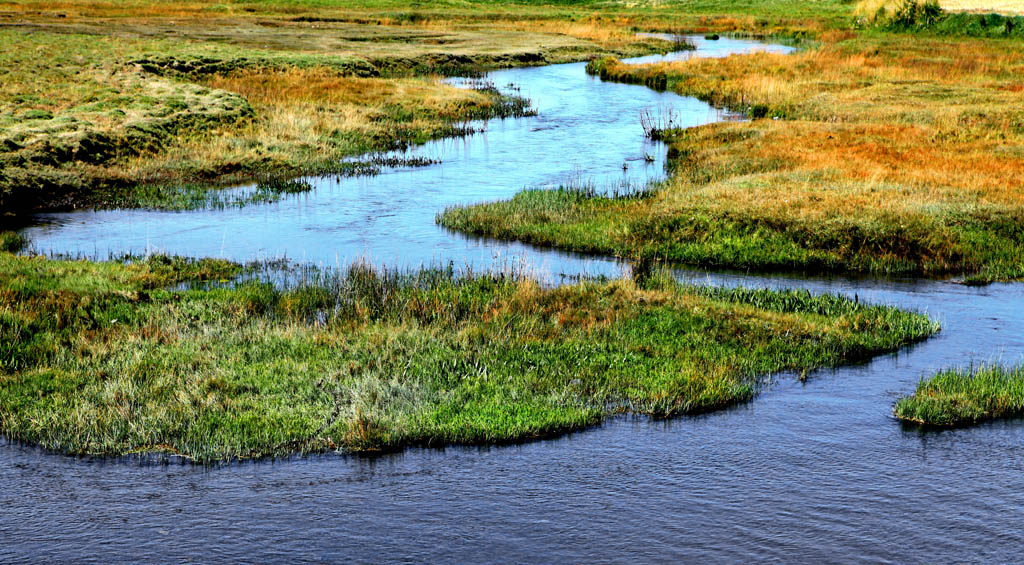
[5,37,1024,562]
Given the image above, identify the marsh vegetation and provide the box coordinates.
[0,0,862,216]
[0,30,541,213]
[445,25,1024,284]
[0,247,937,461]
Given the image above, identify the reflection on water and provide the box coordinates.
[6,37,1024,563]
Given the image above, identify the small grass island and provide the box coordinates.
[895,365,1024,427]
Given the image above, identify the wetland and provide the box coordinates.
[3,1,1024,560]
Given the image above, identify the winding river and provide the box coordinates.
[6,37,1024,562]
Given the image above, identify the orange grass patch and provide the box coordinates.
[626,34,1024,218]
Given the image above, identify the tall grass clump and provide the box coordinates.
[895,365,1024,426]
[232,260,529,327]
[587,56,669,90]
[887,0,944,27]
[0,232,28,253]
[640,106,685,140]
[461,81,536,120]
[856,0,939,24]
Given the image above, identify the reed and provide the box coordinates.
[639,107,686,140]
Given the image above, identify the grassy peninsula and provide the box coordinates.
[440,6,1024,284]
[0,247,936,461]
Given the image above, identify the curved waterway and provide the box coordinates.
[20,36,794,282]
[7,37,1024,562]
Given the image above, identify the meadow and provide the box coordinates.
[0,24,568,212]
[0,0,871,214]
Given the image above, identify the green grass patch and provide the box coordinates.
[895,365,1024,426]
[0,252,937,461]
[438,183,650,257]
[439,181,1024,281]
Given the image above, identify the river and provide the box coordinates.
[6,36,1024,562]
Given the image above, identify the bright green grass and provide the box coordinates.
[895,365,1024,426]
[0,250,937,461]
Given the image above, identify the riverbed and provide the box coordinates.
[6,36,1024,562]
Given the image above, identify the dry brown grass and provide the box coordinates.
[661,121,1024,223]
[203,68,492,110]
[121,69,504,185]
[603,35,1024,220]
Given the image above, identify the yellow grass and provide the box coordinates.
[124,69,501,183]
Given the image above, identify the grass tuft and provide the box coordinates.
[0,232,29,254]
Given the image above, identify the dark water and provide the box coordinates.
[6,37,1024,563]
